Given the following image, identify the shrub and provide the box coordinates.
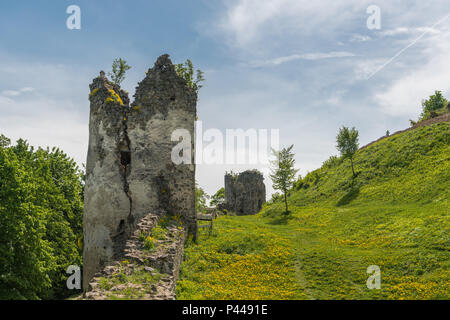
[143,236,156,251]
[151,225,167,240]
[420,91,447,121]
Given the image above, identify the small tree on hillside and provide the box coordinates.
[336,126,359,178]
[269,145,299,214]
[108,58,131,85]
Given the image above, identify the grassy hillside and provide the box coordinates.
[177,122,450,300]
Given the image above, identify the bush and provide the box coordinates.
[420,91,447,121]
[143,236,156,251]
[151,225,167,240]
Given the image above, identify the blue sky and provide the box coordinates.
[1,0,450,197]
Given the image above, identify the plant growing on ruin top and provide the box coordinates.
[269,145,298,214]
[175,59,205,94]
[108,58,131,86]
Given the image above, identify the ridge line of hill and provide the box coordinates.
[360,113,449,150]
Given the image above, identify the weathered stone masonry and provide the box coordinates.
[224,170,266,215]
[83,55,196,290]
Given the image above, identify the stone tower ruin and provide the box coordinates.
[224,170,266,215]
[83,54,196,290]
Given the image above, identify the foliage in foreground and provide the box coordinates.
[0,136,84,299]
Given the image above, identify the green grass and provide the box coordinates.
[177,217,305,299]
[178,122,450,300]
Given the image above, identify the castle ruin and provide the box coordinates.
[224,170,266,215]
[83,54,196,290]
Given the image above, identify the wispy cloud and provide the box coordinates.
[216,0,366,50]
[373,27,450,118]
[1,87,34,97]
[379,27,442,37]
[349,34,372,42]
[249,51,356,67]
[0,57,90,164]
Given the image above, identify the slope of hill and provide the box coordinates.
[177,121,450,300]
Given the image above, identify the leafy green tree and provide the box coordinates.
[0,134,10,148]
[269,145,299,214]
[210,187,225,207]
[0,136,83,299]
[336,126,359,178]
[175,59,205,94]
[420,91,447,120]
[108,58,131,85]
[195,182,209,212]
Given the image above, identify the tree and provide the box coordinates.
[210,187,225,207]
[269,145,299,214]
[336,126,359,178]
[420,91,447,120]
[175,59,205,94]
[195,182,209,212]
[0,134,10,148]
[108,58,131,85]
[0,136,83,299]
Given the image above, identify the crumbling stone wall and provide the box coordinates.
[224,170,266,215]
[85,213,186,300]
[83,55,196,290]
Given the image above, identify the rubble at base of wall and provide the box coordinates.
[84,213,186,300]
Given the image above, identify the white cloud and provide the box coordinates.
[353,58,389,80]
[212,0,450,54]
[217,0,367,50]
[379,27,442,37]
[249,51,356,67]
[20,87,35,93]
[0,58,90,164]
[0,95,15,105]
[373,30,450,118]
[1,87,35,97]
[350,34,372,42]
[2,90,21,97]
